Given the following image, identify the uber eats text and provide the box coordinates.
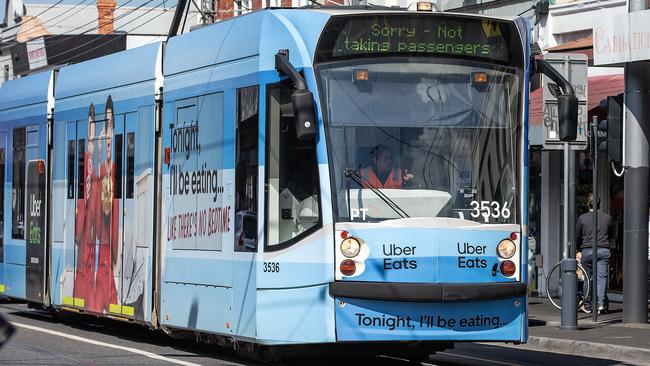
[383,244,418,270]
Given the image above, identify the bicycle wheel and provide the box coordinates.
[545,261,590,310]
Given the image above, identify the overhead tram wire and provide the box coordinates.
[48,0,168,64]
[32,0,153,53]
[14,0,95,39]
[41,0,161,60]
[43,0,139,41]
[51,1,177,65]
[20,0,140,58]
[3,0,64,31]
[187,0,209,24]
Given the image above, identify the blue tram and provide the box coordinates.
[0,6,536,357]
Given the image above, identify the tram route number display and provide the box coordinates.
[323,15,512,63]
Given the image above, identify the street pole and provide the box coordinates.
[559,54,578,330]
[561,141,578,329]
[592,117,598,323]
[623,0,650,324]
[569,151,576,259]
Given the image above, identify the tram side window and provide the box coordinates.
[265,83,321,249]
[0,148,4,261]
[126,132,134,199]
[67,140,75,199]
[235,86,259,252]
[12,128,26,239]
[77,139,85,199]
[114,134,123,199]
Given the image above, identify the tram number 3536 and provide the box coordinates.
[263,262,280,273]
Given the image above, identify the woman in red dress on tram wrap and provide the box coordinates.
[74,104,99,308]
[95,96,119,313]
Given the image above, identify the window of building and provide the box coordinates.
[12,128,26,239]
[265,83,321,250]
[266,0,282,7]
[291,0,309,6]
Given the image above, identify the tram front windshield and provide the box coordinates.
[319,59,522,224]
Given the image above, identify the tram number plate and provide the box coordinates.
[263,262,280,273]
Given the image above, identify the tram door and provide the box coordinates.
[0,133,6,285]
[115,112,145,320]
[24,126,46,303]
[68,118,90,309]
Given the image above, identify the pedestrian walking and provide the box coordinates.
[576,194,613,314]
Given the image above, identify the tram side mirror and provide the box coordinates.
[557,94,578,141]
[291,89,317,140]
[275,50,318,141]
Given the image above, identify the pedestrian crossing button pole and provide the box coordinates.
[535,58,580,330]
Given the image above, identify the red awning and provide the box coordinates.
[530,74,624,126]
[545,36,594,60]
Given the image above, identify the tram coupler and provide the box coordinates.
[560,258,578,330]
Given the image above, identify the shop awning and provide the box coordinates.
[529,74,624,126]
[545,36,594,60]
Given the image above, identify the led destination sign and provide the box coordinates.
[316,15,519,64]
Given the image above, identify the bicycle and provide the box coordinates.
[545,260,591,310]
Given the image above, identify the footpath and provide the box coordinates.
[499,297,650,365]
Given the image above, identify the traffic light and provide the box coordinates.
[597,94,623,162]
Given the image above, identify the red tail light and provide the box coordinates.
[340,230,349,239]
[500,260,516,277]
[340,259,356,276]
[510,232,518,240]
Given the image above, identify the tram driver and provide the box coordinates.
[359,145,413,189]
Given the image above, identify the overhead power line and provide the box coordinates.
[51,0,176,65]
[16,0,96,39]
[3,0,64,31]
[37,0,155,56]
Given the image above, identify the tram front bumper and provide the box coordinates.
[329,281,527,302]
[330,282,527,342]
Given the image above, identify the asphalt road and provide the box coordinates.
[0,302,635,366]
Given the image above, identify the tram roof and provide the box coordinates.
[164,8,520,77]
[0,70,53,112]
[55,41,161,101]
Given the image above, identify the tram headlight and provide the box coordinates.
[341,237,361,258]
[497,239,516,259]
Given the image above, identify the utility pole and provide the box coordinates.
[623,0,650,324]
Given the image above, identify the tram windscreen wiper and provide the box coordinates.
[343,168,410,219]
